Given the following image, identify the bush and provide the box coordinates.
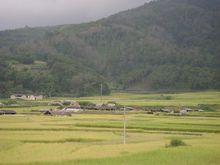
[160,95,172,100]
[164,96,172,100]
[167,139,186,147]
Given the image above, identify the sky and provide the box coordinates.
[0,0,151,31]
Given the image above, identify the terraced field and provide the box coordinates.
[0,91,220,164]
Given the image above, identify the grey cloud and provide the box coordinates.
[0,0,150,30]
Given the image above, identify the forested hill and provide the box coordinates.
[0,0,220,97]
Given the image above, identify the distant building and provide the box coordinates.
[0,110,17,115]
[27,95,43,100]
[161,109,172,113]
[180,110,187,114]
[181,108,193,112]
[63,107,81,112]
[43,110,71,116]
[95,103,117,110]
[10,94,43,100]
[63,101,81,112]
[0,103,5,107]
[10,94,27,100]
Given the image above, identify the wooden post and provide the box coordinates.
[100,83,103,104]
[123,106,126,144]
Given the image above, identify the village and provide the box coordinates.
[0,93,204,116]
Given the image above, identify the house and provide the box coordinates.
[62,100,72,106]
[195,109,204,112]
[161,109,172,113]
[120,106,135,111]
[0,110,17,115]
[106,103,117,110]
[125,107,135,111]
[95,103,104,110]
[95,103,119,111]
[148,108,161,113]
[181,108,193,112]
[180,109,187,114]
[63,101,81,112]
[63,107,81,112]
[70,101,81,109]
[43,110,54,116]
[27,95,43,100]
[10,94,43,100]
[43,110,71,116]
[10,94,27,100]
[0,103,4,107]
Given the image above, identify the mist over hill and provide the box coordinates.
[0,0,220,97]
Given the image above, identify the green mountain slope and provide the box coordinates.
[0,0,220,97]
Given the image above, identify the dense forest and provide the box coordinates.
[0,0,220,97]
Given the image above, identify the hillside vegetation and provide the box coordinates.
[0,0,220,97]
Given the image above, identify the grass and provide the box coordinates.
[74,91,220,106]
[32,146,220,165]
[21,138,103,143]
[0,114,220,164]
[0,91,220,164]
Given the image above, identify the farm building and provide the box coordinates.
[43,110,72,116]
[161,109,172,113]
[62,100,72,106]
[180,110,188,114]
[10,94,27,100]
[48,101,64,106]
[0,110,17,115]
[125,107,135,111]
[181,108,193,112]
[63,106,81,112]
[70,101,81,108]
[0,103,4,107]
[61,101,81,112]
[10,94,43,100]
[63,107,81,112]
[27,95,43,100]
[95,103,117,110]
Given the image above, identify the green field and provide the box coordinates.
[0,91,220,164]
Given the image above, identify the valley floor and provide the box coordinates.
[0,91,220,164]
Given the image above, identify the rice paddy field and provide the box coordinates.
[0,91,220,165]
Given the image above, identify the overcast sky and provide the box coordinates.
[0,0,151,31]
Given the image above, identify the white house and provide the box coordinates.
[10,94,43,100]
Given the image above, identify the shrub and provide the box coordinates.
[167,139,186,147]
[160,95,172,100]
[164,96,172,100]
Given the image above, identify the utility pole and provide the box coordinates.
[123,106,126,144]
[100,83,103,104]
